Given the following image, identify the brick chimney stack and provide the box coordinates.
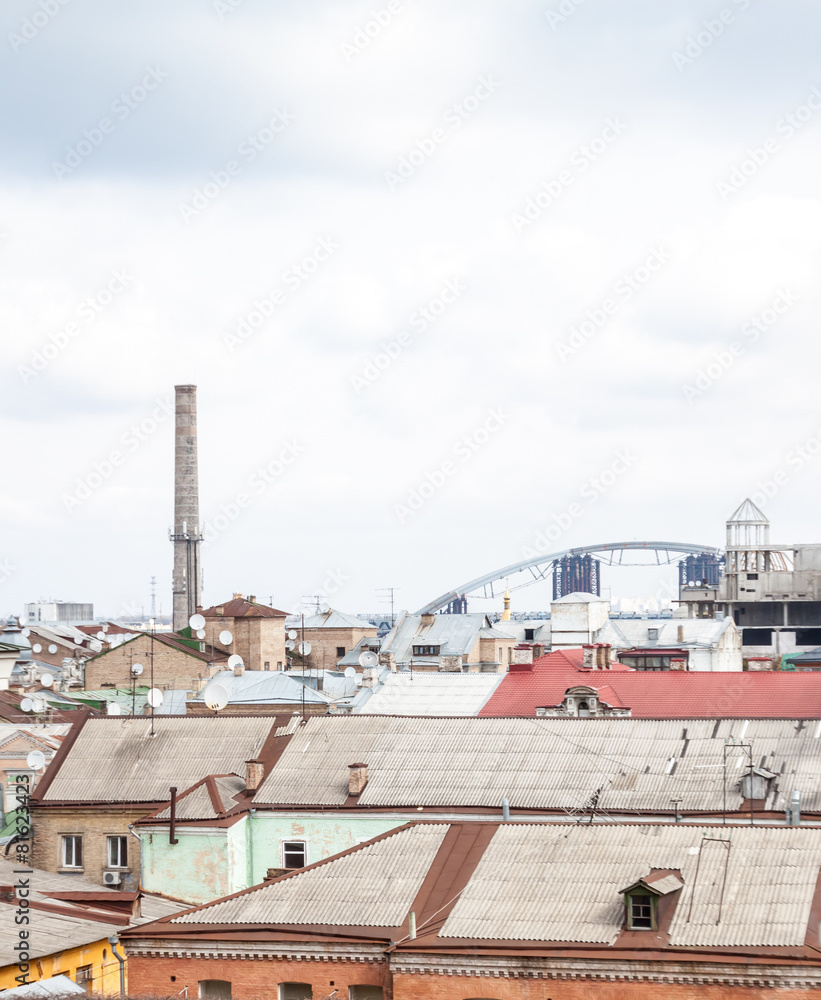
[245,759,265,792]
[348,762,368,795]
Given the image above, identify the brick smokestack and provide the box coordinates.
[171,385,203,631]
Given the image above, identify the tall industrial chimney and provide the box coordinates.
[171,385,203,631]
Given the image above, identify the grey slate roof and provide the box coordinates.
[440,823,821,947]
[40,716,275,802]
[359,672,505,716]
[380,611,514,665]
[252,716,821,813]
[171,824,448,927]
[300,609,377,630]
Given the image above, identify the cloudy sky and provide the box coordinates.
[2,0,820,620]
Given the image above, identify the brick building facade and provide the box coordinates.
[84,631,229,691]
[201,596,288,672]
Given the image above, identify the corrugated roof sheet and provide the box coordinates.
[190,670,329,705]
[152,775,246,820]
[41,716,275,802]
[171,824,448,927]
[252,716,821,813]
[301,609,377,630]
[440,824,821,947]
[359,673,504,716]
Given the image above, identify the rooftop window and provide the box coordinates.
[412,645,440,656]
[627,893,655,929]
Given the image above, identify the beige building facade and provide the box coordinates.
[201,595,288,671]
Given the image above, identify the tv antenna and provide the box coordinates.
[150,576,157,620]
[377,587,399,626]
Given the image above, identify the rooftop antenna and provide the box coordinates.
[303,595,324,614]
[377,586,400,626]
[150,576,157,620]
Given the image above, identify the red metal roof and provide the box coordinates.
[480,649,821,718]
[201,598,288,618]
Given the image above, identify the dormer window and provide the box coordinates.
[647,627,659,640]
[620,869,683,931]
[627,893,655,929]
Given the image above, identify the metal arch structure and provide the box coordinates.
[415,541,723,615]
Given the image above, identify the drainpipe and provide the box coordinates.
[127,824,143,889]
[169,787,179,845]
[248,809,256,887]
[502,797,510,822]
[108,935,125,996]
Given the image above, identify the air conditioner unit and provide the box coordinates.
[103,870,123,886]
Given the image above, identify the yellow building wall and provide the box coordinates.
[0,936,126,994]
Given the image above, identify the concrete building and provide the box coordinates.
[22,602,93,624]
[597,615,742,671]
[200,595,288,671]
[379,611,515,672]
[549,592,610,648]
[292,608,378,672]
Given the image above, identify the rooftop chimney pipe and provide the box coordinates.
[171,385,203,631]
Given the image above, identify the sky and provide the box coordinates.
[2,0,821,621]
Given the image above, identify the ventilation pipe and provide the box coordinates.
[788,789,801,826]
[502,797,510,822]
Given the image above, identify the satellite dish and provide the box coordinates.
[21,627,30,637]
[96,632,106,640]
[219,630,233,645]
[196,628,206,639]
[90,640,102,652]
[227,654,244,669]
[31,698,46,713]
[189,613,206,630]
[344,666,356,679]
[32,644,42,653]
[26,750,46,770]
[40,674,54,688]
[147,688,163,708]
[320,603,330,613]
[285,640,295,651]
[48,644,58,654]
[298,641,311,655]
[18,617,26,627]
[131,663,144,676]
[287,630,298,640]
[359,651,379,668]
[20,698,33,713]
[107,703,121,716]
[203,683,229,711]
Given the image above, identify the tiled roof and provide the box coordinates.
[359,672,505,716]
[171,824,448,926]
[201,598,288,618]
[37,716,276,803]
[250,715,821,814]
[480,653,821,718]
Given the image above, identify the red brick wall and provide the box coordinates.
[128,953,390,999]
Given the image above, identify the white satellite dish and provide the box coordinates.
[21,627,30,637]
[320,603,330,613]
[227,654,244,669]
[96,631,106,640]
[298,641,311,655]
[32,644,42,653]
[203,683,229,711]
[31,698,46,713]
[359,651,379,668]
[131,663,144,676]
[18,617,26,627]
[20,698,33,713]
[285,640,295,651]
[90,640,102,652]
[219,630,233,645]
[48,644,58,654]
[40,674,54,688]
[344,666,356,679]
[287,629,298,640]
[147,688,163,708]
[196,628,206,639]
[26,750,46,770]
[189,613,206,630]
[107,703,121,716]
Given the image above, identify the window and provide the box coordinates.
[578,700,591,716]
[264,661,270,669]
[199,981,231,999]
[524,628,535,640]
[412,645,440,656]
[742,628,773,645]
[107,835,128,868]
[282,841,306,869]
[279,985,311,1000]
[336,646,346,657]
[62,835,82,868]
[747,573,758,580]
[349,988,384,999]
[627,893,655,929]
[75,966,92,989]
[796,629,821,646]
